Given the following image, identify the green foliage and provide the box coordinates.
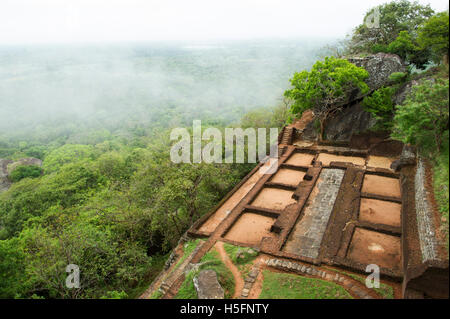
[175,267,199,299]
[387,31,416,60]
[0,162,105,239]
[386,31,430,69]
[0,237,27,298]
[348,1,440,68]
[350,0,434,53]
[17,223,150,299]
[388,72,408,84]
[362,86,396,131]
[417,11,450,64]
[171,239,202,272]
[329,267,395,299]
[285,56,369,116]
[100,291,128,299]
[0,118,256,298]
[392,78,449,154]
[223,243,258,266]
[175,248,235,299]
[9,165,42,183]
[259,270,352,299]
[42,144,95,174]
[285,57,369,139]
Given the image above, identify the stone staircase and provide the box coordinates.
[159,241,204,296]
[280,127,294,145]
[241,266,260,298]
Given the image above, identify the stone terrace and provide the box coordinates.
[187,139,404,280]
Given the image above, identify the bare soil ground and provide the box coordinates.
[361,175,401,198]
[359,198,402,227]
[251,187,296,210]
[347,227,401,269]
[224,213,277,245]
[199,167,263,233]
[215,241,243,299]
[366,155,396,170]
[285,153,315,166]
[316,153,365,166]
[270,168,305,186]
[290,110,314,130]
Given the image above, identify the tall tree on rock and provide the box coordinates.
[284,57,369,141]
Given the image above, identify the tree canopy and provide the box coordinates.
[417,11,450,63]
[350,0,434,53]
[284,56,369,139]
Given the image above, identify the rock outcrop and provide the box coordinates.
[0,159,13,192]
[302,53,406,143]
[302,102,377,142]
[193,270,224,299]
[347,53,406,95]
[0,157,43,193]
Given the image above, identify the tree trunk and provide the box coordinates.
[319,117,326,142]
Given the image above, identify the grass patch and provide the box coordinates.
[259,270,352,299]
[328,267,395,299]
[223,243,258,265]
[222,243,258,278]
[223,243,259,278]
[172,239,202,271]
[175,248,235,299]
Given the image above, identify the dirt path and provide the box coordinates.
[215,241,244,299]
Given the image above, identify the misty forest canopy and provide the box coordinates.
[0,40,328,143]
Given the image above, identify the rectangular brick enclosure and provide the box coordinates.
[189,145,403,278]
[347,227,401,270]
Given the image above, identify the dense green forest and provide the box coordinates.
[0,0,448,299]
[0,40,322,298]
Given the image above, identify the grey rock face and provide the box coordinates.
[391,144,417,171]
[302,102,376,142]
[0,159,13,192]
[347,53,406,95]
[6,158,43,174]
[0,157,43,193]
[415,158,440,263]
[193,270,224,299]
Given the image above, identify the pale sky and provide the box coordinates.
[0,0,448,44]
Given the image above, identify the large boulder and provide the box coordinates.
[347,52,406,96]
[193,270,224,299]
[302,102,376,142]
